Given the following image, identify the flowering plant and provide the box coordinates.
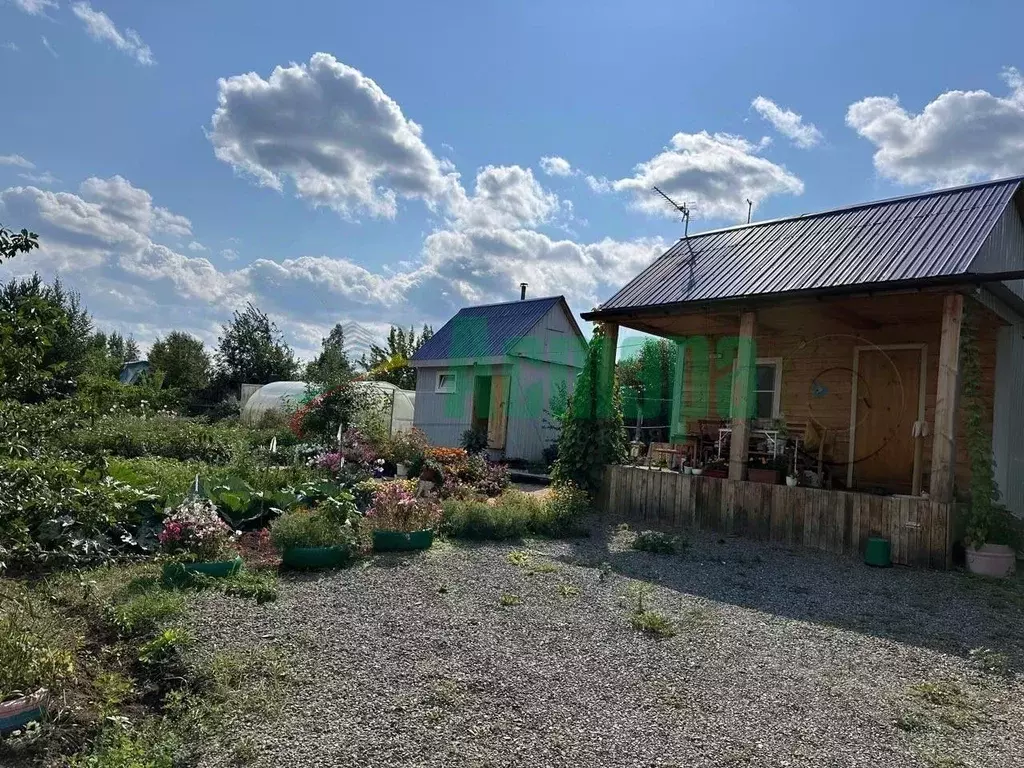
[366,481,442,532]
[158,499,236,562]
[388,428,428,465]
[315,451,345,473]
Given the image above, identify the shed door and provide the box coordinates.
[852,348,922,493]
[487,375,509,449]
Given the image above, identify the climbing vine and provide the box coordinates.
[961,306,1018,550]
[551,325,627,495]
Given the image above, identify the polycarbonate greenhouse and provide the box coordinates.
[240,380,415,435]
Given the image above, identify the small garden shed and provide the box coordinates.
[409,295,587,463]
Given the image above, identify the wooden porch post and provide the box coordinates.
[929,294,964,502]
[729,311,757,481]
[597,322,619,420]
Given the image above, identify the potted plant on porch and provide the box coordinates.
[703,459,729,479]
[961,311,1020,577]
[159,499,242,585]
[747,456,785,485]
[367,481,443,552]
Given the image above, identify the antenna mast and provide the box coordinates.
[746,198,753,224]
[653,186,693,237]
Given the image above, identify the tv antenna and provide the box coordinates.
[653,186,694,237]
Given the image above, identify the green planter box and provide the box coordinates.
[864,536,892,567]
[281,546,350,570]
[373,529,434,552]
[162,557,242,586]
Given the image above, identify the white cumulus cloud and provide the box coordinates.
[71,2,155,66]
[612,131,804,221]
[847,66,1024,187]
[751,96,823,148]
[539,156,574,177]
[209,52,456,220]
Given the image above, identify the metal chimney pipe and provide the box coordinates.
[520,282,528,300]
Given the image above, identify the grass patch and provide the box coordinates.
[499,593,522,607]
[631,530,688,555]
[902,680,988,732]
[558,583,580,598]
[630,610,676,638]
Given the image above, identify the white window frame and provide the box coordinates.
[753,357,783,420]
[729,356,783,420]
[435,370,457,394]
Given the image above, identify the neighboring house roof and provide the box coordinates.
[411,296,582,362]
[586,176,1024,318]
[119,360,150,385]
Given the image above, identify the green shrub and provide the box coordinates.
[442,486,592,540]
[137,627,190,666]
[631,530,687,555]
[269,508,358,552]
[70,723,177,768]
[0,457,161,571]
[104,582,185,636]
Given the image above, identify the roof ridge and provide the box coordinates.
[455,295,563,311]
[676,175,1024,242]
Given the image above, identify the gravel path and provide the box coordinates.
[190,525,1024,768]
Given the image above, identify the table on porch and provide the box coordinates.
[716,427,782,460]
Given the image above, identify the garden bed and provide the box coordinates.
[188,525,1024,768]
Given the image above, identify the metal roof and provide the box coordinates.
[411,296,576,361]
[592,177,1024,316]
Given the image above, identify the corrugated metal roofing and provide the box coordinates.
[595,177,1023,314]
[411,296,566,361]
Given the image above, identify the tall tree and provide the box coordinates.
[84,330,142,379]
[0,274,94,401]
[215,303,298,392]
[149,331,211,393]
[617,338,677,441]
[305,323,353,388]
[359,324,433,390]
[0,224,39,264]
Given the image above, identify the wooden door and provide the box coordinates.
[487,375,509,449]
[853,348,921,493]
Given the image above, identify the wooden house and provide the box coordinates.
[409,295,587,463]
[584,177,1024,567]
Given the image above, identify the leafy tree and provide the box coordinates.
[0,224,39,264]
[617,338,677,441]
[0,274,93,401]
[359,324,433,390]
[214,303,299,393]
[552,326,627,494]
[149,331,211,393]
[85,331,141,379]
[305,323,353,388]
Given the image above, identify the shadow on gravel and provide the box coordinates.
[557,522,1024,674]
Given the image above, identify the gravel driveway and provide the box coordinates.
[190,525,1024,768]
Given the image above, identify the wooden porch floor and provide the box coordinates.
[600,465,957,569]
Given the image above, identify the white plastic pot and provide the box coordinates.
[396,463,408,478]
[966,544,1017,579]
[786,476,798,487]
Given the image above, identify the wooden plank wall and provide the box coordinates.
[601,465,954,569]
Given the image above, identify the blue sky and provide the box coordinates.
[3,0,1024,358]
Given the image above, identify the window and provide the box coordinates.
[753,360,782,419]
[435,371,456,394]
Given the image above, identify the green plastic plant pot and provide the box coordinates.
[373,529,434,552]
[162,557,243,586]
[864,537,892,567]
[281,546,350,570]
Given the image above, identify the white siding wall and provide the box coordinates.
[412,364,504,449]
[509,303,587,367]
[504,358,579,462]
[992,325,1024,517]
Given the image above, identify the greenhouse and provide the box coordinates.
[240,380,415,435]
